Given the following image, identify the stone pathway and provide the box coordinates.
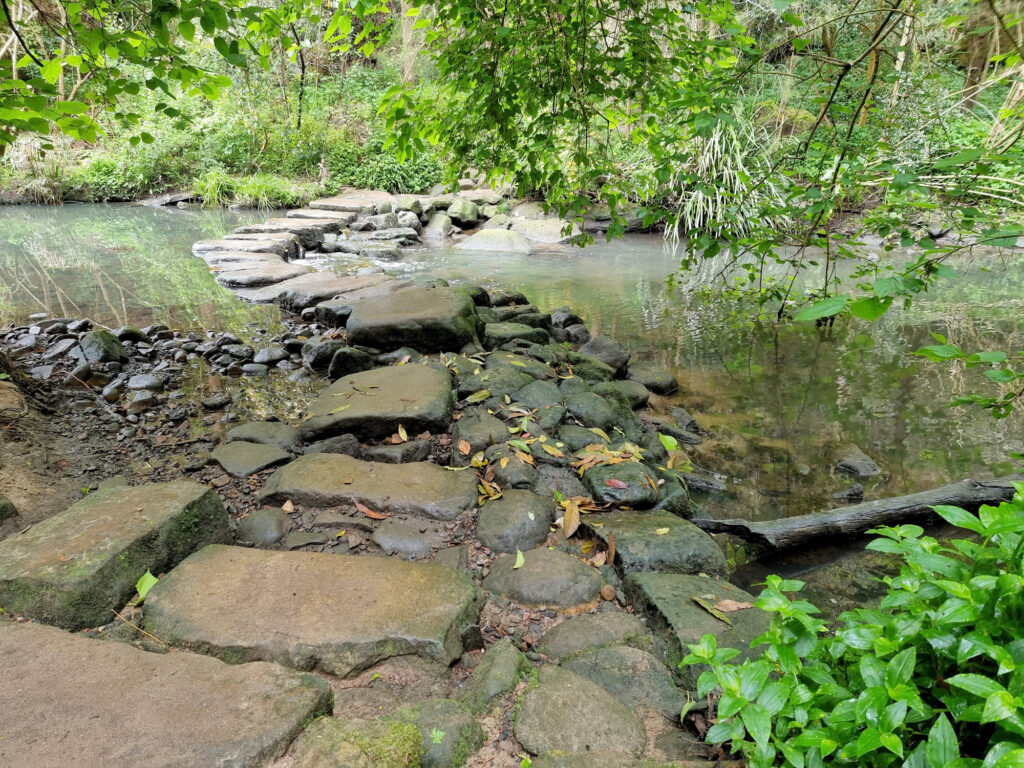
[0,186,774,768]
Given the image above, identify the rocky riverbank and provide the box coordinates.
[0,188,876,768]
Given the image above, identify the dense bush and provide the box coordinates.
[685,487,1024,767]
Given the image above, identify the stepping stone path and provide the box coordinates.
[260,453,477,520]
[0,621,332,768]
[144,545,481,676]
[346,285,479,352]
[0,480,229,629]
[210,441,291,478]
[536,611,653,660]
[482,547,603,609]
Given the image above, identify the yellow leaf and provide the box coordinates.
[513,549,525,569]
[655,527,670,535]
[580,540,595,554]
[589,428,611,442]
[500,457,509,469]
[328,403,352,414]
[514,450,535,466]
[466,389,491,403]
[540,443,565,458]
[335,529,347,538]
[398,424,408,443]
[563,499,581,538]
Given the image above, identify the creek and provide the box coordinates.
[1,202,1022,534]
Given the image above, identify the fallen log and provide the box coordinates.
[692,476,1023,551]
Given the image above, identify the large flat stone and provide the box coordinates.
[211,441,292,478]
[241,272,396,311]
[144,545,481,676]
[346,286,479,352]
[193,238,295,259]
[297,364,454,443]
[259,453,476,521]
[215,261,313,288]
[514,666,645,757]
[199,250,285,266]
[223,231,302,258]
[582,509,727,576]
[455,228,533,254]
[311,191,396,214]
[482,548,602,609]
[0,620,332,768]
[624,572,769,677]
[233,219,340,249]
[286,208,358,224]
[0,481,230,630]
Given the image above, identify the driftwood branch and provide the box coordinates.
[693,476,1023,551]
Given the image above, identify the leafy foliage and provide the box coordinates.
[684,486,1024,767]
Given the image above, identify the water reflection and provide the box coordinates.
[0,203,277,332]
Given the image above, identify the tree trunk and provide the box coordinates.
[691,476,1022,551]
[399,0,418,84]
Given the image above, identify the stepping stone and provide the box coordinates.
[581,462,660,508]
[582,509,727,576]
[210,441,291,478]
[562,645,686,719]
[242,272,396,311]
[624,572,768,678]
[286,208,358,223]
[311,192,394,213]
[476,490,553,553]
[193,237,295,259]
[0,621,332,768]
[199,250,284,266]
[0,481,229,630]
[531,753,653,768]
[259,454,477,521]
[372,518,444,559]
[346,286,479,352]
[297,364,454,443]
[514,666,645,757]
[455,638,529,713]
[537,611,653,661]
[233,219,339,249]
[291,717,420,768]
[579,335,630,373]
[228,421,300,452]
[482,547,602,609]
[215,261,313,288]
[455,228,533,254]
[144,545,481,676]
[76,329,128,364]
[392,698,485,768]
[483,322,548,348]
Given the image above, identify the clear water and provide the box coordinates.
[2,204,1022,523]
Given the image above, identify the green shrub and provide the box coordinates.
[232,174,320,209]
[685,486,1024,767]
[193,167,236,207]
[326,132,442,193]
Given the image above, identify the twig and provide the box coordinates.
[111,608,172,651]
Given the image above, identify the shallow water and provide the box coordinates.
[2,204,1022,523]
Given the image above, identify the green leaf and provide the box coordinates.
[994,749,1024,768]
[914,344,963,362]
[740,702,771,747]
[886,647,916,686]
[932,505,985,534]
[983,691,1019,723]
[926,714,957,767]
[985,369,1018,384]
[659,433,679,452]
[848,296,892,322]
[512,549,525,569]
[948,673,1006,698]
[134,570,158,604]
[793,295,848,322]
[880,732,903,758]
[466,389,491,403]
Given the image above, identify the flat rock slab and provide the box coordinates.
[199,250,285,266]
[0,481,229,630]
[562,645,685,719]
[234,219,339,249]
[455,228,533,254]
[194,238,295,258]
[228,421,301,452]
[482,547,602,609]
[514,666,645,757]
[241,272,396,311]
[259,453,476,521]
[144,545,481,676]
[346,286,479,352]
[536,611,653,661]
[583,509,727,576]
[297,364,454,443]
[311,192,395,213]
[624,572,768,676]
[286,208,359,223]
[215,261,313,288]
[211,441,292,478]
[0,620,331,768]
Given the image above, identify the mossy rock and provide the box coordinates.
[456,638,531,713]
[293,717,422,768]
[391,698,484,768]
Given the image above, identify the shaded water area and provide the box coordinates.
[2,204,1022,531]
